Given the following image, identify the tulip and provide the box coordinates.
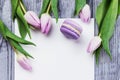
[87,36,102,53]
[79,4,91,23]
[41,13,52,35]
[24,11,41,29]
[17,53,32,71]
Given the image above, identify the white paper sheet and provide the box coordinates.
[15,19,94,80]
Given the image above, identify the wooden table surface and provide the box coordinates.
[0,0,120,80]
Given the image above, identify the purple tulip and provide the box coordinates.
[41,13,52,35]
[87,36,102,53]
[79,4,91,23]
[17,53,32,71]
[24,11,41,29]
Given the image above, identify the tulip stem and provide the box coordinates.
[12,46,19,54]
[98,33,101,36]
[46,1,51,13]
[19,0,26,14]
[30,25,36,30]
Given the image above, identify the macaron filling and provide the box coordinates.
[60,19,83,40]
[62,23,81,35]
[60,26,80,39]
[64,20,83,32]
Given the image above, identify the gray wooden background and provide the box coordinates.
[0,0,120,80]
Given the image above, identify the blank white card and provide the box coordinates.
[15,19,94,80]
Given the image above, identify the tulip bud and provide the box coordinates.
[79,4,91,23]
[24,11,41,29]
[17,53,32,71]
[87,36,102,53]
[41,13,52,35]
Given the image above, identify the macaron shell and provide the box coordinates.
[60,19,83,40]
[60,26,80,40]
[64,20,83,33]
[62,23,81,36]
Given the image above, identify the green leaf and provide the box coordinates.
[118,0,120,15]
[0,19,34,45]
[0,20,34,59]
[94,46,102,65]
[102,40,112,59]
[16,5,31,38]
[0,20,7,38]
[75,0,86,15]
[5,29,35,45]
[95,0,111,29]
[39,0,50,17]
[51,0,58,22]
[11,0,19,19]
[17,17,27,39]
[100,0,118,59]
[9,39,34,58]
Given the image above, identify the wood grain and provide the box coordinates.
[95,0,120,80]
[0,0,14,80]
[0,0,119,80]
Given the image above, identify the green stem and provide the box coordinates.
[98,33,101,37]
[46,1,51,13]
[19,0,26,14]
[30,25,36,30]
[12,46,19,54]
[9,39,19,55]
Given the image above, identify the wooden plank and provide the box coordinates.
[1,0,120,80]
[0,0,92,80]
[0,0,14,80]
[95,0,120,80]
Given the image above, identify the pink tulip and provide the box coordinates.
[17,53,32,71]
[24,11,41,29]
[87,36,102,53]
[79,4,91,23]
[41,13,52,35]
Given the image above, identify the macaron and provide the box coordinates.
[60,19,83,40]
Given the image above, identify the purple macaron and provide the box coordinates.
[60,19,83,40]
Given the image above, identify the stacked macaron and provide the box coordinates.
[60,19,83,40]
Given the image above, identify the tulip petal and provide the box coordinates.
[87,36,102,53]
[41,13,52,35]
[41,14,48,32]
[79,4,91,23]
[17,58,32,71]
[29,11,40,25]
[17,54,32,71]
[24,11,40,28]
[44,19,52,34]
